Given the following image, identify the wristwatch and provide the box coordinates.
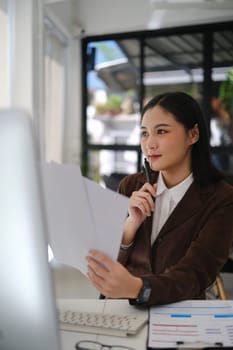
[129,277,152,305]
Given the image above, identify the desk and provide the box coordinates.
[57,299,149,350]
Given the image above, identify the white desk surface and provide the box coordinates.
[57,298,149,350]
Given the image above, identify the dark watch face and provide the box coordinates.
[142,287,151,301]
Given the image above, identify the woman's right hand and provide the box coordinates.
[122,183,157,244]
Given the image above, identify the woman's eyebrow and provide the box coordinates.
[155,123,171,128]
[141,123,171,129]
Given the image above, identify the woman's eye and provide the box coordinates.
[157,129,167,135]
[141,131,148,138]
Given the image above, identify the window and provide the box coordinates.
[211,30,233,174]
[44,18,68,163]
[82,22,233,188]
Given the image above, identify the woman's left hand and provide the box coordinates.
[86,249,142,299]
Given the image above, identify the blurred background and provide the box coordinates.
[0,0,232,297]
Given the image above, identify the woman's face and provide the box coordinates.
[141,105,198,180]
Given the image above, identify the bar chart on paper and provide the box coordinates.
[148,300,233,348]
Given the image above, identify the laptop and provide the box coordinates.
[0,110,61,350]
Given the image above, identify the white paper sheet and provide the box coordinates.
[41,163,129,276]
[84,177,128,262]
[148,300,233,349]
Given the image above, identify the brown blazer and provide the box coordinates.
[118,171,233,306]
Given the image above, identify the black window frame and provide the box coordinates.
[81,21,233,179]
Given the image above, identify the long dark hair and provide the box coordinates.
[142,92,224,185]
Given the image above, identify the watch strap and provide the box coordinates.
[129,277,151,305]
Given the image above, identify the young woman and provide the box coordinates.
[86,92,233,306]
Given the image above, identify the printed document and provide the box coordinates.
[148,299,233,348]
[41,163,129,275]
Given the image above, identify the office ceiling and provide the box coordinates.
[45,0,233,34]
[95,29,233,91]
[46,0,233,10]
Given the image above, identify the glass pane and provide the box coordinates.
[86,39,140,146]
[87,150,138,190]
[143,33,204,102]
[211,30,233,174]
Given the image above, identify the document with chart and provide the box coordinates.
[148,299,233,348]
[41,162,129,275]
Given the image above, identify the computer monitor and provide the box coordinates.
[0,110,61,350]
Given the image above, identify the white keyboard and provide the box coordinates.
[58,309,148,337]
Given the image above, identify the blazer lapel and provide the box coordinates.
[155,182,213,238]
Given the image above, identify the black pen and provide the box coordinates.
[144,158,153,185]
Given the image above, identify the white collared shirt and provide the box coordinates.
[151,172,193,245]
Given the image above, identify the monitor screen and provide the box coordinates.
[0,110,61,350]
